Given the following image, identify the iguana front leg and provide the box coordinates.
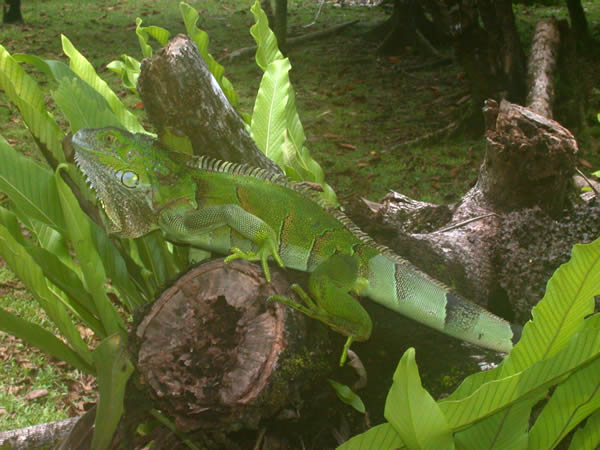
[269,253,373,365]
[159,204,284,281]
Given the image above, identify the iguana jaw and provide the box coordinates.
[72,128,156,238]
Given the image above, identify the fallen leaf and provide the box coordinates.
[25,389,48,400]
[336,143,356,150]
[579,158,593,168]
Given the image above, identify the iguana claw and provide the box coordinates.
[225,240,284,282]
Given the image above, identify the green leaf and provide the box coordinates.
[0,135,66,233]
[250,0,284,71]
[179,2,239,109]
[107,55,140,94]
[61,35,146,133]
[385,348,454,450]
[569,408,600,450]
[439,327,600,431]
[55,166,126,336]
[453,390,542,449]
[135,17,170,58]
[0,307,93,374]
[501,238,600,376]
[0,46,65,163]
[53,77,121,132]
[251,58,290,164]
[337,423,405,450]
[134,231,178,289]
[91,334,134,450]
[529,355,600,448]
[0,224,93,366]
[328,379,366,414]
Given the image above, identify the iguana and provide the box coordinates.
[72,127,520,363]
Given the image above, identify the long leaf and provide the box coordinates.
[0,135,67,234]
[249,0,284,71]
[568,408,600,450]
[0,308,93,374]
[385,348,454,449]
[337,423,405,450]
[529,349,600,448]
[439,327,600,431]
[61,35,145,133]
[134,231,178,289]
[91,334,134,450]
[501,238,600,376]
[251,58,289,164]
[0,46,65,163]
[135,17,170,58]
[56,166,125,337]
[0,224,93,366]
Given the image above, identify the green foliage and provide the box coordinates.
[341,238,600,449]
[328,379,366,414]
[249,0,338,205]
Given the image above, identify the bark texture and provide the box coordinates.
[526,19,560,118]
[137,35,281,173]
[363,18,589,322]
[134,260,334,432]
[0,417,77,448]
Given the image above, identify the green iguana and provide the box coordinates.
[73,127,520,363]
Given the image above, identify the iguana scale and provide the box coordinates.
[73,127,520,362]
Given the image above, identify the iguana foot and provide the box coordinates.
[225,240,284,282]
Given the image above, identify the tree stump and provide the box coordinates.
[360,18,593,323]
[137,35,281,173]
[134,260,334,432]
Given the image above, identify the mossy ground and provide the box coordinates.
[1,0,600,434]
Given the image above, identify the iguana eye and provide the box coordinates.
[102,133,117,146]
[121,171,139,188]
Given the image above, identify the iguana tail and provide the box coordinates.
[364,253,521,353]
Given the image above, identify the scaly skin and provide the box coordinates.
[73,127,520,363]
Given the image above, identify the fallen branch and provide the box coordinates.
[226,20,359,61]
[0,417,78,448]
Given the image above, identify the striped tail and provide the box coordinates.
[364,253,520,353]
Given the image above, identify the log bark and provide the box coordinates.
[363,19,589,323]
[0,417,77,448]
[526,19,561,118]
[134,260,334,432]
[137,35,281,174]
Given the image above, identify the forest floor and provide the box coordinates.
[1,0,600,438]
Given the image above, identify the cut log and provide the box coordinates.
[361,18,590,323]
[0,417,78,448]
[526,19,561,118]
[137,35,281,173]
[134,259,334,432]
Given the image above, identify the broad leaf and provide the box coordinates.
[501,238,600,376]
[0,224,93,366]
[107,55,140,94]
[0,307,93,374]
[91,334,134,450]
[61,35,145,133]
[0,46,65,163]
[568,407,600,450]
[135,17,170,58]
[337,423,405,450]
[0,135,66,233]
[250,0,284,71]
[439,327,600,430]
[385,348,454,450]
[529,343,600,447]
[56,166,126,336]
[328,379,365,414]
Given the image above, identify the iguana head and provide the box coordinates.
[72,127,194,238]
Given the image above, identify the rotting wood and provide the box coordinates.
[134,259,334,432]
[137,35,281,173]
[362,17,590,324]
[526,18,561,118]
